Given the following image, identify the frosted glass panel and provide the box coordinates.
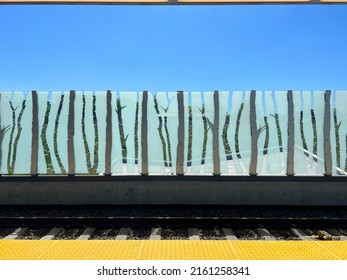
[111,91,142,175]
[255,91,287,175]
[217,91,250,175]
[37,91,69,175]
[147,91,178,174]
[293,91,325,175]
[332,91,347,175]
[0,91,32,174]
[0,90,346,176]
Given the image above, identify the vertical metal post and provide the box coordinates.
[0,92,1,175]
[213,91,220,176]
[141,91,148,175]
[176,91,185,175]
[324,90,332,176]
[249,90,258,175]
[68,90,75,176]
[30,91,38,176]
[287,90,295,175]
[105,90,112,176]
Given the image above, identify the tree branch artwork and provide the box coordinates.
[81,92,99,175]
[199,92,210,173]
[134,92,139,166]
[115,92,128,173]
[53,93,66,174]
[332,91,344,175]
[234,92,247,174]
[187,92,193,170]
[41,92,55,175]
[7,92,28,174]
[261,92,270,174]
[270,92,285,174]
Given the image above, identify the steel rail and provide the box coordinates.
[1,216,347,228]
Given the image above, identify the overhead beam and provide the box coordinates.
[1,0,346,4]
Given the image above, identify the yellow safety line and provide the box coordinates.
[1,240,347,260]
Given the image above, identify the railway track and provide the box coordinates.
[1,216,347,241]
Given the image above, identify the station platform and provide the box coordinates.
[1,240,347,260]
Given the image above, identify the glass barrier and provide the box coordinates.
[0,90,346,176]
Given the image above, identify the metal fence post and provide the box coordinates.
[141,91,148,175]
[30,90,38,176]
[287,90,295,175]
[105,90,112,176]
[213,90,220,176]
[324,90,332,176]
[249,90,258,175]
[176,91,185,175]
[68,90,75,176]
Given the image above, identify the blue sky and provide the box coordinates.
[0,4,346,91]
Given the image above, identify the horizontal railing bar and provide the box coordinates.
[1,174,347,182]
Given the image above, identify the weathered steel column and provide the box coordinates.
[30,90,38,176]
[287,90,295,175]
[249,90,258,175]
[212,91,220,175]
[324,90,332,176]
[68,90,75,176]
[176,91,185,175]
[105,90,112,176]
[141,91,148,175]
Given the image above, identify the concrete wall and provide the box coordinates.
[0,176,347,205]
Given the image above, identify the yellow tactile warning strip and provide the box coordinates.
[1,241,347,260]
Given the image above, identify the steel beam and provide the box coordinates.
[2,0,346,4]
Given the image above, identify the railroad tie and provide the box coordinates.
[40,227,63,240]
[77,227,96,240]
[3,227,29,240]
[290,228,312,241]
[325,229,347,240]
[116,227,130,240]
[150,227,162,240]
[256,228,276,240]
[188,227,200,240]
[222,228,238,240]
